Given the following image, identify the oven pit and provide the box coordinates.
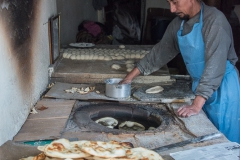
[73,103,174,134]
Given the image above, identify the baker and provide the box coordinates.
[120,0,240,143]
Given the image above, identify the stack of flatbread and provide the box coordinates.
[20,139,164,160]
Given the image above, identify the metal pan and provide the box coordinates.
[105,78,131,99]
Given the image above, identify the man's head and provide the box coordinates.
[167,0,201,20]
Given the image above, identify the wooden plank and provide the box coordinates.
[53,59,169,75]
[52,45,171,84]
[51,72,175,84]
[44,82,137,102]
[28,99,76,120]
[13,99,76,142]
[14,118,67,142]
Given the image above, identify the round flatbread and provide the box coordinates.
[119,121,145,131]
[81,141,127,158]
[95,117,118,128]
[37,144,48,152]
[145,86,164,94]
[44,139,91,159]
[126,147,164,160]
[20,153,46,160]
[87,157,133,160]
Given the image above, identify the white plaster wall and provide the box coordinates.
[57,0,98,46]
[0,0,57,146]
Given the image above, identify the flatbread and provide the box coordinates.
[38,145,48,152]
[145,86,164,94]
[126,147,164,160]
[81,141,127,158]
[44,139,91,159]
[20,153,46,160]
[119,121,145,131]
[95,117,118,128]
[87,157,133,160]
[19,157,34,160]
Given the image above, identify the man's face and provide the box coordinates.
[167,0,194,20]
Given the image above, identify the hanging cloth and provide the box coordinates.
[92,0,108,10]
[177,3,240,143]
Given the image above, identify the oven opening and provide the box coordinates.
[91,109,162,131]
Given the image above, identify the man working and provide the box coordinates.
[121,0,240,143]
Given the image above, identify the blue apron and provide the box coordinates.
[177,4,240,143]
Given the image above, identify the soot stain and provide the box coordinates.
[0,0,41,93]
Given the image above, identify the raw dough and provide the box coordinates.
[98,55,105,60]
[116,55,125,60]
[63,52,68,58]
[125,60,134,64]
[119,45,125,49]
[70,55,77,60]
[104,56,112,61]
[126,68,133,72]
[145,86,164,94]
[135,53,141,59]
[111,64,121,70]
[66,53,72,59]
[126,64,134,68]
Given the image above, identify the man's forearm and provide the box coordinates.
[125,67,141,80]
[192,95,206,110]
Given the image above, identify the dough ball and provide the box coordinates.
[85,54,90,60]
[116,56,125,60]
[104,56,112,61]
[93,55,99,60]
[119,45,125,49]
[76,55,81,60]
[66,53,72,59]
[98,55,105,60]
[126,64,134,68]
[135,53,141,59]
[70,55,77,60]
[63,52,68,58]
[130,54,136,59]
[125,54,131,59]
[89,54,93,60]
[80,54,85,60]
[140,54,145,59]
[125,60,134,64]
[127,68,133,72]
[111,64,121,70]
[110,56,114,60]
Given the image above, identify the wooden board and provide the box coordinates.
[133,82,195,103]
[52,45,173,84]
[27,99,76,120]
[52,59,172,84]
[13,99,76,142]
[44,82,137,102]
[13,119,67,142]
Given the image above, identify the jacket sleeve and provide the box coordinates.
[136,22,180,75]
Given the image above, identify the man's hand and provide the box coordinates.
[177,95,206,118]
[119,78,132,84]
[119,67,140,84]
